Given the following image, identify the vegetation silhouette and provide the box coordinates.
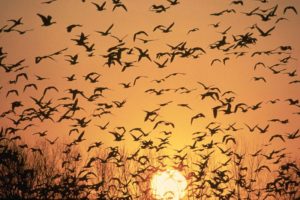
[0,137,299,199]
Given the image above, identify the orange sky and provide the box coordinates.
[0,0,299,162]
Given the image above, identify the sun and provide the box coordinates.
[150,169,187,200]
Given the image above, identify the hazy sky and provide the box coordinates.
[0,0,299,160]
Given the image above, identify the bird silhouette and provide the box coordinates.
[269,134,285,142]
[255,25,276,37]
[92,1,106,11]
[66,24,82,32]
[96,23,114,36]
[37,14,56,26]
[150,4,170,13]
[42,0,57,4]
[154,58,168,68]
[46,137,59,145]
[252,76,267,82]
[191,113,205,124]
[113,2,127,12]
[283,6,297,15]
[153,22,175,33]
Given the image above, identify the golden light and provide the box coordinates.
[151,169,187,200]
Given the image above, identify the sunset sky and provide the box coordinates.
[1,0,299,167]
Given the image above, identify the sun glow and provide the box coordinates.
[151,169,187,200]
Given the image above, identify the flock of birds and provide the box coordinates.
[0,0,299,199]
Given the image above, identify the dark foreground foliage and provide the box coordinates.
[0,136,299,200]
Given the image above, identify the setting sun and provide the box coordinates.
[151,169,187,200]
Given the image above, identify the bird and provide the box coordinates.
[154,59,168,68]
[46,137,59,145]
[210,58,222,66]
[37,14,56,26]
[197,81,217,91]
[255,25,276,37]
[177,103,192,110]
[43,86,59,97]
[218,26,231,35]
[249,101,263,110]
[187,27,199,34]
[244,124,257,132]
[133,75,147,86]
[130,127,150,137]
[113,3,128,12]
[191,113,205,124]
[6,17,23,31]
[133,31,148,41]
[269,134,285,142]
[96,122,109,130]
[267,99,280,104]
[251,149,262,157]
[252,76,267,82]
[92,1,106,11]
[73,131,86,143]
[129,132,143,141]
[289,80,300,84]
[64,74,76,81]
[30,148,43,156]
[65,54,79,65]
[66,24,82,32]
[6,89,19,97]
[285,98,299,106]
[10,72,28,84]
[135,47,151,61]
[167,0,180,6]
[109,130,125,141]
[256,124,270,133]
[209,22,220,28]
[255,165,271,173]
[119,82,131,88]
[153,120,175,130]
[165,72,186,79]
[254,62,266,70]
[96,23,114,36]
[42,0,57,4]
[285,70,297,77]
[268,119,288,124]
[121,61,136,72]
[275,17,288,24]
[110,34,128,43]
[87,141,103,152]
[211,9,236,16]
[230,0,243,5]
[23,83,38,92]
[112,99,126,108]
[143,108,160,122]
[150,4,170,13]
[222,135,236,144]
[35,75,48,81]
[283,6,297,15]
[35,47,68,64]
[286,129,300,139]
[153,22,175,33]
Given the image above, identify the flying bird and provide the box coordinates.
[191,113,205,124]
[283,6,297,15]
[255,25,276,37]
[252,76,267,82]
[37,13,56,26]
[96,23,114,36]
[92,1,106,11]
[66,24,82,32]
